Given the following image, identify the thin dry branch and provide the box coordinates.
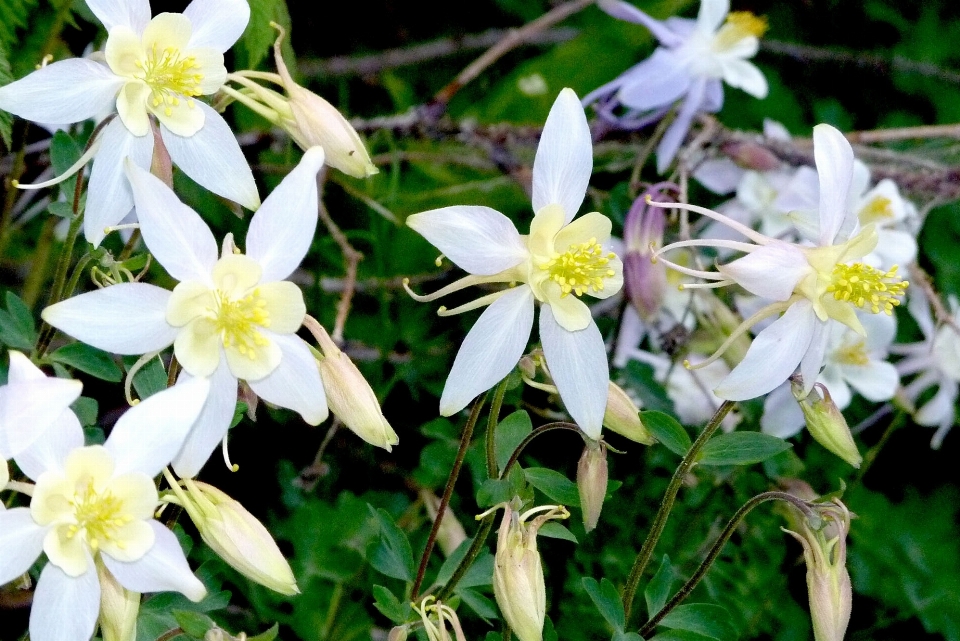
[317,169,363,344]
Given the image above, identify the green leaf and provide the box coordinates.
[368,507,415,582]
[648,632,717,641]
[0,293,35,350]
[658,604,738,641]
[495,409,532,472]
[582,577,625,631]
[0,39,11,148]
[247,623,280,641]
[645,555,677,618]
[477,465,529,507]
[71,396,98,427]
[612,632,644,641]
[172,610,216,638]
[697,432,791,467]
[5,292,34,339]
[49,130,82,199]
[459,587,499,622]
[123,355,167,400]
[538,521,577,543]
[641,411,691,456]
[47,201,75,218]
[49,343,122,382]
[240,0,290,70]
[372,585,407,624]
[524,467,580,507]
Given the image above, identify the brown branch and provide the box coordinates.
[298,27,578,78]
[317,169,363,344]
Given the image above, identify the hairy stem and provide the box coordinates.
[621,400,735,623]
[486,377,510,478]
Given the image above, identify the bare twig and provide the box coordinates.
[317,169,363,344]
[299,27,578,78]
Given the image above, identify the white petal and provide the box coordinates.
[693,158,743,195]
[872,228,917,268]
[29,555,100,641]
[246,147,324,282]
[248,334,328,425]
[15,410,84,480]
[722,59,768,99]
[7,350,44,382]
[718,241,809,301]
[103,521,206,601]
[0,378,82,457]
[697,0,729,32]
[760,384,805,438]
[597,0,684,46]
[616,49,691,111]
[126,160,218,282]
[162,103,260,211]
[656,78,705,174]
[714,300,817,400]
[84,117,154,247]
[916,379,958,428]
[843,360,899,402]
[172,363,237,478]
[184,0,250,52]
[439,286,535,416]
[819,365,852,409]
[85,0,150,31]
[799,320,829,396]
[0,508,46,584]
[406,206,527,276]
[0,59,123,125]
[531,88,592,224]
[106,377,211,477]
[539,305,608,439]
[813,124,855,246]
[41,283,176,355]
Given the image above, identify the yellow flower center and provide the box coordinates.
[69,479,133,552]
[858,196,894,225]
[135,44,203,117]
[714,12,768,49]
[826,263,908,315]
[834,339,870,366]
[215,287,272,358]
[539,238,616,297]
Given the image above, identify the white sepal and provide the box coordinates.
[406,206,527,276]
[248,334,328,426]
[29,553,101,641]
[532,88,592,224]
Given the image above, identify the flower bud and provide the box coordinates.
[493,502,569,641]
[271,28,377,178]
[97,559,139,641]
[577,440,608,532]
[388,625,410,641]
[791,381,862,468]
[719,140,781,172]
[421,490,468,557]
[177,480,299,595]
[314,324,399,451]
[603,382,654,445]
[783,501,853,641]
[623,184,672,320]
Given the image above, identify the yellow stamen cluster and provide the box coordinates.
[135,44,203,116]
[215,288,271,358]
[540,238,616,297]
[715,12,768,49]
[826,263,908,315]
[69,479,133,551]
[835,340,870,366]
[858,196,894,224]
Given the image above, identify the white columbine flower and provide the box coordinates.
[42,148,329,477]
[585,0,768,172]
[653,124,908,401]
[405,89,623,438]
[0,0,259,246]
[0,351,83,492]
[0,370,210,641]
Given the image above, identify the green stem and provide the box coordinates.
[638,491,815,637]
[435,512,496,603]
[0,121,30,261]
[486,378,510,478]
[411,393,487,600]
[61,251,99,301]
[621,400,735,624]
[499,422,581,479]
[854,409,906,484]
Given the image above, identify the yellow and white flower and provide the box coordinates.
[42,148,329,477]
[0,0,259,246]
[406,89,622,438]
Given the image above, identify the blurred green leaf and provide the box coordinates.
[642,411,691,456]
[658,604,738,641]
[0,40,10,149]
[50,343,122,382]
[645,555,677,618]
[372,585,407,624]
[697,432,791,467]
[172,611,216,639]
[495,409,533,472]
[71,396,98,427]
[524,467,580,507]
[539,521,577,543]
[582,576,625,631]
[368,506,416,582]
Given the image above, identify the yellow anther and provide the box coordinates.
[214,287,272,359]
[714,11,768,49]
[135,43,204,116]
[540,238,617,298]
[826,263,908,315]
[835,339,870,366]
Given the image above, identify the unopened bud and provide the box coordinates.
[791,382,862,468]
[177,480,299,595]
[623,184,672,320]
[272,26,377,178]
[315,325,399,451]
[577,440,608,532]
[97,559,139,641]
[493,502,569,641]
[388,625,410,641]
[421,490,468,557]
[783,500,853,641]
[603,382,654,445]
[719,140,781,172]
